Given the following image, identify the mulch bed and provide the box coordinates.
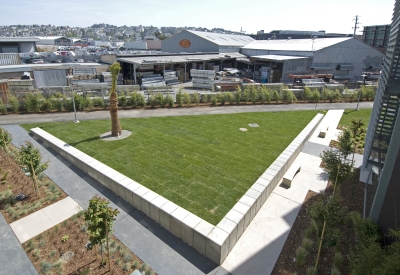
[271,168,377,275]
[0,146,67,223]
[23,213,155,275]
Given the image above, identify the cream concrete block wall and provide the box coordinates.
[29,113,323,265]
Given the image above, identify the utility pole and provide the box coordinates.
[353,15,360,37]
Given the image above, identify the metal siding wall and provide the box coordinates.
[162,31,219,53]
[33,70,67,88]
[0,53,20,65]
[19,42,35,53]
[313,39,384,80]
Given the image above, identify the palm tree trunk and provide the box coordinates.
[109,91,121,136]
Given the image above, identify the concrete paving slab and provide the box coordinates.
[10,197,82,243]
[309,109,344,146]
[0,214,38,275]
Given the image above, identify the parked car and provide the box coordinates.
[31,58,44,64]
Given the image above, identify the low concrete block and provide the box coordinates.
[233,200,252,228]
[149,196,168,223]
[170,207,190,238]
[251,183,267,205]
[217,217,238,252]
[123,181,142,206]
[182,213,202,246]
[132,186,150,210]
[159,201,178,230]
[225,208,245,239]
[206,227,229,264]
[193,220,215,255]
[245,188,262,212]
[141,190,158,218]
[117,177,136,200]
[108,172,127,194]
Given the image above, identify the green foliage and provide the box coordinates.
[219,92,226,106]
[139,263,148,272]
[337,127,354,158]
[132,260,139,269]
[165,94,174,107]
[210,95,218,106]
[250,86,258,104]
[234,86,242,105]
[7,93,20,113]
[295,246,307,266]
[320,148,353,185]
[307,192,345,247]
[242,86,250,103]
[84,195,119,253]
[361,85,376,101]
[145,270,154,275]
[331,267,341,275]
[183,92,191,107]
[50,95,64,112]
[40,260,52,274]
[24,92,43,112]
[130,92,146,108]
[49,250,57,258]
[302,237,313,251]
[280,88,296,104]
[311,90,320,103]
[306,266,317,275]
[0,99,7,115]
[176,90,183,107]
[17,141,49,178]
[93,97,105,108]
[333,252,343,269]
[118,93,127,107]
[202,94,209,104]
[271,90,280,103]
[33,248,41,258]
[192,93,200,106]
[40,98,54,112]
[323,88,342,103]
[0,128,12,154]
[61,235,69,242]
[225,92,234,105]
[303,86,313,102]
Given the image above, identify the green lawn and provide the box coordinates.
[339,109,372,129]
[22,111,317,225]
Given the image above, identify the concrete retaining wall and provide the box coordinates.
[30,112,323,264]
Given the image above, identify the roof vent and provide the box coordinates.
[287,37,291,40]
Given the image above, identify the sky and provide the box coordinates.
[0,0,395,35]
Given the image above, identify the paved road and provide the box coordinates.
[0,102,373,125]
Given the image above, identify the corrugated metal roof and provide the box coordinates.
[251,55,310,61]
[242,37,352,52]
[186,30,254,47]
[118,52,247,65]
[0,37,39,42]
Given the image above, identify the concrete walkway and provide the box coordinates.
[221,110,344,275]
[0,102,373,125]
[10,197,83,243]
[0,214,38,275]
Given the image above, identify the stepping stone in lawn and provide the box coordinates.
[59,251,74,263]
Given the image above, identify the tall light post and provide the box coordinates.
[355,74,367,111]
[66,75,79,123]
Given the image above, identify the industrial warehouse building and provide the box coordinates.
[239,37,384,82]
[0,37,38,53]
[162,30,254,53]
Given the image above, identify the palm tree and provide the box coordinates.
[109,62,122,136]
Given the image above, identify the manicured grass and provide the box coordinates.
[22,111,318,225]
[339,108,372,129]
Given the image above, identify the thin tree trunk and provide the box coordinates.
[106,219,111,272]
[30,161,40,197]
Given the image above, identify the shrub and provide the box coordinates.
[118,94,127,107]
[50,96,63,111]
[281,89,296,104]
[210,95,218,106]
[40,98,54,112]
[132,260,139,269]
[139,263,148,272]
[130,92,146,108]
[250,86,258,104]
[24,92,43,112]
[124,253,133,263]
[40,261,52,274]
[86,96,94,111]
[311,90,320,103]
[302,237,313,251]
[192,93,200,106]
[306,266,317,275]
[234,87,242,105]
[165,94,174,107]
[242,86,250,103]
[33,248,41,258]
[334,252,343,268]
[225,92,234,105]
[219,92,226,106]
[202,94,209,104]
[303,86,313,101]
[0,99,6,114]
[295,246,307,266]
[331,267,341,275]
[176,90,183,107]
[145,270,154,275]
[122,263,130,271]
[183,92,191,107]
[7,93,20,113]
[93,97,105,108]
[271,90,280,103]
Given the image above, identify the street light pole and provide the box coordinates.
[66,75,79,123]
[355,74,367,111]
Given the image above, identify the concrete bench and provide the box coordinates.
[282,163,301,188]
[318,126,329,138]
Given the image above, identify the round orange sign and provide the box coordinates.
[179,39,191,48]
